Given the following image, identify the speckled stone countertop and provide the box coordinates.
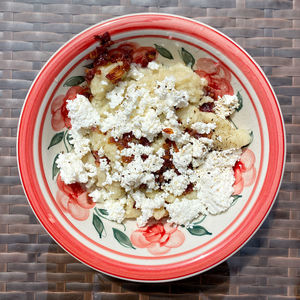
[0,0,299,299]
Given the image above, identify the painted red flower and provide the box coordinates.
[51,86,87,131]
[195,58,233,99]
[233,149,256,195]
[55,174,95,221]
[130,222,185,255]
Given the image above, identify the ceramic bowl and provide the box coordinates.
[17,13,285,282]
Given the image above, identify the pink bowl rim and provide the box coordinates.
[17,13,286,282]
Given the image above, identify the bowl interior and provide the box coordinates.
[18,14,285,282]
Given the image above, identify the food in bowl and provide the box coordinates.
[18,14,285,281]
[56,32,252,227]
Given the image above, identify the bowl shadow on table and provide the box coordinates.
[97,208,282,299]
[99,261,231,298]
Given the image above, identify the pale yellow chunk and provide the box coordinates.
[177,105,251,150]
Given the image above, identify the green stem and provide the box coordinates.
[95,208,126,231]
[229,117,238,129]
[95,208,111,222]
[94,209,107,237]
[193,215,206,225]
[63,130,69,153]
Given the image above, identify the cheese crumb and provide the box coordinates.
[66,95,100,130]
[214,94,239,119]
[191,122,216,134]
[56,152,96,184]
[103,198,126,223]
[89,189,112,202]
[165,198,207,226]
[132,191,167,226]
[147,61,159,70]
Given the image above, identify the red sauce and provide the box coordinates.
[105,65,127,84]
[182,182,194,195]
[85,32,157,83]
[154,139,181,186]
[108,132,150,151]
[108,132,134,150]
[91,150,110,167]
[141,154,148,161]
[199,101,215,112]
[185,128,213,139]
[121,155,135,163]
[163,128,174,134]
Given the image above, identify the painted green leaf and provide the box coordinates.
[93,213,104,238]
[48,132,64,150]
[236,91,243,111]
[243,130,254,148]
[180,48,195,68]
[63,76,85,87]
[228,117,238,129]
[113,228,135,249]
[187,225,212,236]
[154,44,173,59]
[66,132,74,148]
[98,209,109,216]
[52,153,60,180]
[248,130,254,144]
[231,195,242,207]
[84,62,94,69]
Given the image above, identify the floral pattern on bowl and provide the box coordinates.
[56,174,95,221]
[233,149,257,195]
[130,223,185,255]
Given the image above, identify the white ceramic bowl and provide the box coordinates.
[17,13,285,282]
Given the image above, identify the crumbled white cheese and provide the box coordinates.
[191,122,216,134]
[68,129,90,157]
[132,109,163,141]
[192,149,241,214]
[119,157,157,191]
[155,77,189,109]
[214,94,239,119]
[104,198,126,223]
[165,198,207,226]
[121,143,153,157]
[56,152,96,184]
[66,95,100,130]
[172,144,193,174]
[172,139,210,174]
[132,191,167,226]
[164,174,189,196]
[204,148,241,169]
[147,61,159,70]
[106,81,126,109]
[98,158,108,171]
[100,143,164,192]
[127,64,144,80]
[58,61,243,227]
[163,169,176,181]
[98,147,104,157]
[143,154,164,173]
[89,189,113,202]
